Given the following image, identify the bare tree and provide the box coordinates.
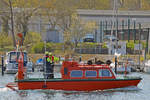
[42,0,77,42]
[1,15,10,35]
[15,7,39,37]
[0,0,10,35]
[9,0,16,47]
[0,0,16,47]
[69,14,86,48]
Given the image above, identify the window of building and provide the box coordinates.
[85,70,97,77]
[70,70,83,77]
[99,69,112,77]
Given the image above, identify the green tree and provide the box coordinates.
[0,33,13,48]
[77,0,110,10]
[0,0,16,47]
[40,0,57,30]
[69,13,97,48]
[1,15,10,35]
[24,32,42,46]
[13,0,40,38]
[23,32,42,52]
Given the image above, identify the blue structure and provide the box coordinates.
[82,34,95,42]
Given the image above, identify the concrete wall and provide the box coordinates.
[1,9,150,43]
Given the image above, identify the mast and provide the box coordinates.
[110,0,118,54]
[44,41,47,78]
[114,0,118,53]
[17,33,24,80]
[138,23,141,68]
[111,0,118,74]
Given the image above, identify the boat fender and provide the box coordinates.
[106,60,112,65]
[96,60,104,65]
[87,60,92,65]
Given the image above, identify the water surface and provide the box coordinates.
[0,72,149,100]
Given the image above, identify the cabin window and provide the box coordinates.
[85,70,97,77]
[70,70,83,77]
[99,69,112,77]
[10,52,27,62]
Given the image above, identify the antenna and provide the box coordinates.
[110,0,116,55]
[44,41,47,53]
[44,41,47,78]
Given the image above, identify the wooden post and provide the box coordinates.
[128,18,130,42]
[100,21,103,43]
[134,20,136,43]
[1,56,4,76]
[79,56,82,62]
[122,19,124,40]
[124,60,128,76]
[95,29,97,42]
[138,23,141,68]
[145,28,149,59]
[116,19,118,39]
[115,56,117,74]
[105,20,107,33]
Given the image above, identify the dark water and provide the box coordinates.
[0,72,149,100]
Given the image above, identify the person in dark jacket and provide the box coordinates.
[43,52,52,79]
[43,52,59,79]
[48,52,59,79]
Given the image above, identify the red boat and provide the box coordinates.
[6,52,142,91]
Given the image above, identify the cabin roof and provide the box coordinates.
[9,51,27,53]
[78,64,109,68]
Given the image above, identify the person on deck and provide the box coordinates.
[47,52,59,79]
[43,52,51,79]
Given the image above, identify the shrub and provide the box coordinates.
[31,42,60,53]
[140,57,144,62]
[31,42,44,53]
[102,43,107,48]
[24,32,42,46]
[141,41,146,49]
[0,34,13,48]
[126,40,146,50]
[126,41,134,50]
[78,42,99,48]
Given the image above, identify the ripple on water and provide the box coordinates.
[0,72,149,100]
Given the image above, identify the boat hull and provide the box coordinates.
[17,78,141,91]
[5,68,32,74]
[113,67,131,74]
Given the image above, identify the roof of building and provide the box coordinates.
[77,9,150,17]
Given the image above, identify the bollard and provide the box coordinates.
[59,56,61,62]
[115,56,117,74]
[1,56,4,76]
[95,57,97,64]
[79,56,82,62]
